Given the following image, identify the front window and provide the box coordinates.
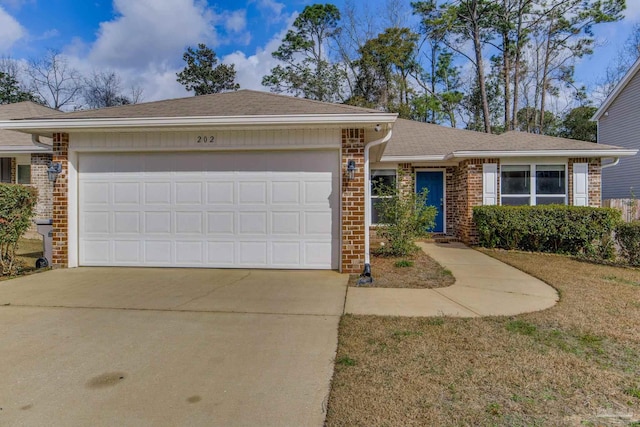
[371,169,396,224]
[17,164,31,185]
[0,158,11,183]
[501,164,566,206]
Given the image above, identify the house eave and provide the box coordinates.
[379,155,447,162]
[0,113,399,135]
[0,145,51,153]
[447,149,638,159]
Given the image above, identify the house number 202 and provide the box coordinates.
[196,135,215,143]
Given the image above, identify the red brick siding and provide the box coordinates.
[52,133,69,268]
[568,158,602,207]
[10,157,16,183]
[341,129,365,273]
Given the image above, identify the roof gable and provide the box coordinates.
[592,56,640,121]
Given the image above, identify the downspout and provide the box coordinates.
[32,134,52,150]
[600,157,620,169]
[364,127,393,268]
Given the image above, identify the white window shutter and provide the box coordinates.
[482,163,498,205]
[573,163,589,206]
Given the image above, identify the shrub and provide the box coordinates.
[0,184,38,276]
[473,205,621,257]
[616,221,640,266]
[373,174,437,257]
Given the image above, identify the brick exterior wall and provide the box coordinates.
[31,153,53,220]
[52,133,69,268]
[567,158,602,207]
[10,157,16,183]
[341,129,366,273]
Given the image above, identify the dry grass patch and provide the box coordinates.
[349,249,455,289]
[327,251,640,426]
[0,238,43,281]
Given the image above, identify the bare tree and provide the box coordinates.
[83,70,143,109]
[26,50,83,110]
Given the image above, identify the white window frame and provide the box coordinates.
[500,161,568,206]
[370,168,397,225]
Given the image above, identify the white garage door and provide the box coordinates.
[78,151,340,269]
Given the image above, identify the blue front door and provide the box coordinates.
[416,171,444,233]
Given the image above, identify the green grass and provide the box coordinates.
[394,259,414,268]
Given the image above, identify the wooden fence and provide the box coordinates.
[603,199,640,222]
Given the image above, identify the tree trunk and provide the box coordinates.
[502,0,511,130]
[471,1,492,133]
[511,1,524,131]
[539,21,553,133]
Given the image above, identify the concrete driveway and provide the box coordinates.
[0,268,348,427]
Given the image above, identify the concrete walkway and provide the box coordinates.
[345,242,559,317]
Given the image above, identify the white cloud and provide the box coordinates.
[88,0,218,68]
[255,0,286,24]
[0,0,33,10]
[222,15,292,91]
[624,2,640,22]
[224,9,246,33]
[0,6,25,52]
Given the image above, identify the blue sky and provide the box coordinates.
[1,0,639,107]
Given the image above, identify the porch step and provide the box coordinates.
[423,235,460,244]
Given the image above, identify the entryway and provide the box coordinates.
[416,171,445,233]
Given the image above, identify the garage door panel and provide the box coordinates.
[144,212,171,233]
[83,212,110,234]
[144,241,172,264]
[114,240,140,263]
[208,241,235,265]
[207,212,235,234]
[271,212,300,235]
[206,182,234,204]
[272,242,301,266]
[79,151,339,269]
[144,182,171,204]
[114,212,140,233]
[239,242,268,265]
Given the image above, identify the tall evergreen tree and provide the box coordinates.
[177,44,240,96]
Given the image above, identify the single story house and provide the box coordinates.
[592,56,640,199]
[1,90,636,273]
[0,101,62,226]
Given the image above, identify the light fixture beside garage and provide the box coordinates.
[346,159,356,180]
[47,162,62,182]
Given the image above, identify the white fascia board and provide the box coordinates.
[592,56,640,121]
[0,145,51,153]
[379,155,447,162]
[0,113,398,133]
[447,149,638,159]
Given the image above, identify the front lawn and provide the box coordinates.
[348,250,455,289]
[327,251,640,426]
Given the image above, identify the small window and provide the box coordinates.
[371,170,396,224]
[17,165,31,185]
[501,165,531,205]
[0,158,11,183]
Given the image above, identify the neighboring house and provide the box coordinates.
[0,90,635,274]
[593,56,640,199]
[0,101,62,226]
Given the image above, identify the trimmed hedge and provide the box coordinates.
[0,183,38,275]
[473,205,621,256]
[616,221,640,266]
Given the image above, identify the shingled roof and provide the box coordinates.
[383,118,629,159]
[0,102,61,149]
[32,90,382,120]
